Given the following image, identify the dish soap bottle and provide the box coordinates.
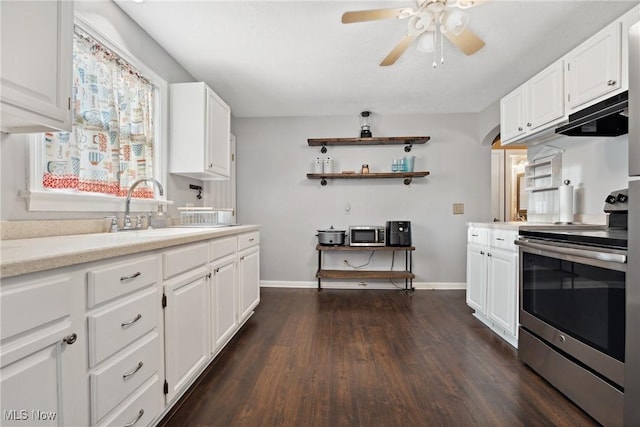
[150,204,169,229]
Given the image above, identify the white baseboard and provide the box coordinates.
[260,280,466,291]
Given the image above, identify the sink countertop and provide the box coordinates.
[0,225,260,279]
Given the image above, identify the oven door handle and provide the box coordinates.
[516,239,627,264]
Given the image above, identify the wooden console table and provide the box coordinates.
[315,244,415,291]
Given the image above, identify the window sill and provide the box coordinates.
[22,190,171,213]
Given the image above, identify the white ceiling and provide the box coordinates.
[115,0,639,118]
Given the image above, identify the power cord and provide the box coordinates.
[344,251,375,268]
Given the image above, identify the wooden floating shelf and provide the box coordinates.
[307,171,429,186]
[307,136,430,146]
[315,244,415,252]
[315,269,415,280]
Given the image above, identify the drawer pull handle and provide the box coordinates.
[120,272,141,282]
[62,333,77,345]
[249,238,255,242]
[121,314,142,328]
[496,238,505,241]
[124,409,144,427]
[471,234,479,237]
[122,361,144,379]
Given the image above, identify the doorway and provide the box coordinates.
[491,136,527,222]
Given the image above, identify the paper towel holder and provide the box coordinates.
[555,180,574,225]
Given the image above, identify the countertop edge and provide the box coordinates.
[1,225,261,279]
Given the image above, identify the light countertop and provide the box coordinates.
[467,222,607,231]
[0,225,260,279]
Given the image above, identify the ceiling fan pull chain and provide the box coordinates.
[432,30,438,68]
[440,29,445,64]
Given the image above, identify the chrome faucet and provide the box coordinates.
[122,178,164,230]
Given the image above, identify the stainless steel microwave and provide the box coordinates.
[349,226,385,246]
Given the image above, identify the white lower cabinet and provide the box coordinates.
[210,236,238,354]
[85,253,163,426]
[0,272,84,427]
[1,228,260,426]
[162,243,210,404]
[238,232,260,322]
[466,226,519,347]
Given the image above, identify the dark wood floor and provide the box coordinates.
[160,289,598,427]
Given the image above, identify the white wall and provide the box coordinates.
[0,0,200,221]
[233,113,492,285]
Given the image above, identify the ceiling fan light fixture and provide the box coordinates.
[417,31,435,53]
[441,9,469,36]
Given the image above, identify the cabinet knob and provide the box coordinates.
[527,123,532,127]
[62,333,77,345]
[517,127,523,131]
[607,80,616,86]
[487,252,492,257]
[480,251,485,255]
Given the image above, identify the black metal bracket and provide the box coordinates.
[404,143,413,152]
[403,178,412,185]
[320,178,327,186]
[320,145,327,154]
[189,184,203,200]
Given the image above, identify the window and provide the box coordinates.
[26,16,167,212]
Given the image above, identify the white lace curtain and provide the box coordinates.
[43,27,157,199]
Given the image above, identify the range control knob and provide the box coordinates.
[617,193,628,203]
[606,195,617,204]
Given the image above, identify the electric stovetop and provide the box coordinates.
[519,228,628,249]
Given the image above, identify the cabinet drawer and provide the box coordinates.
[96,374,161,427]
[163,243,209,279]
[210,236,237,261]
[237,231,260,251]
[87,255,159,308]
[88,288,158,367]
[490,229,518,252]
[90,332,160,424]
[1,274,71,340]
[467,227,488,246]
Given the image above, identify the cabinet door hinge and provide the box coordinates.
[162,293,167,308]
[68,97,71,110]
[567,63,570,72]
[231,153,235,161]
[164,380,169,395]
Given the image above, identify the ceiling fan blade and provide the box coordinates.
[380,34,418,66]
[342,8,413,24]
[443,27,485,55]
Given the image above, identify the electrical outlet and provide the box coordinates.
[453,203,464,215]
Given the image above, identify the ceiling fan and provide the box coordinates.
[342,0,487,67]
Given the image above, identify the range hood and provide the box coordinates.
[555,91,628,137]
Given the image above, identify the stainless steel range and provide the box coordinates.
[516,190,628,426]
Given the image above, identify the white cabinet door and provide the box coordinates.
[206,88,231,178]
[466,245,487,315]
[0,0,72,133]
[0,273,82,427]
[169,82,231,180]
[500,87,525,142]
[487,250,518,335]
[566,21,621,110]
[163,266,210,403]
[238,246,260,322]
[527,60,565,131]
[1,322,75,427]
[210,254,237,353]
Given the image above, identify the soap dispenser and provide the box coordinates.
[150,204,169,229]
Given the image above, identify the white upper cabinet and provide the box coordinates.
[501,60,565,145]
[169,82,231,180]
[0,0,73,133]
[564,20,622,111]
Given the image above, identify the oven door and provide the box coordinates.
[517,238,626,387]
